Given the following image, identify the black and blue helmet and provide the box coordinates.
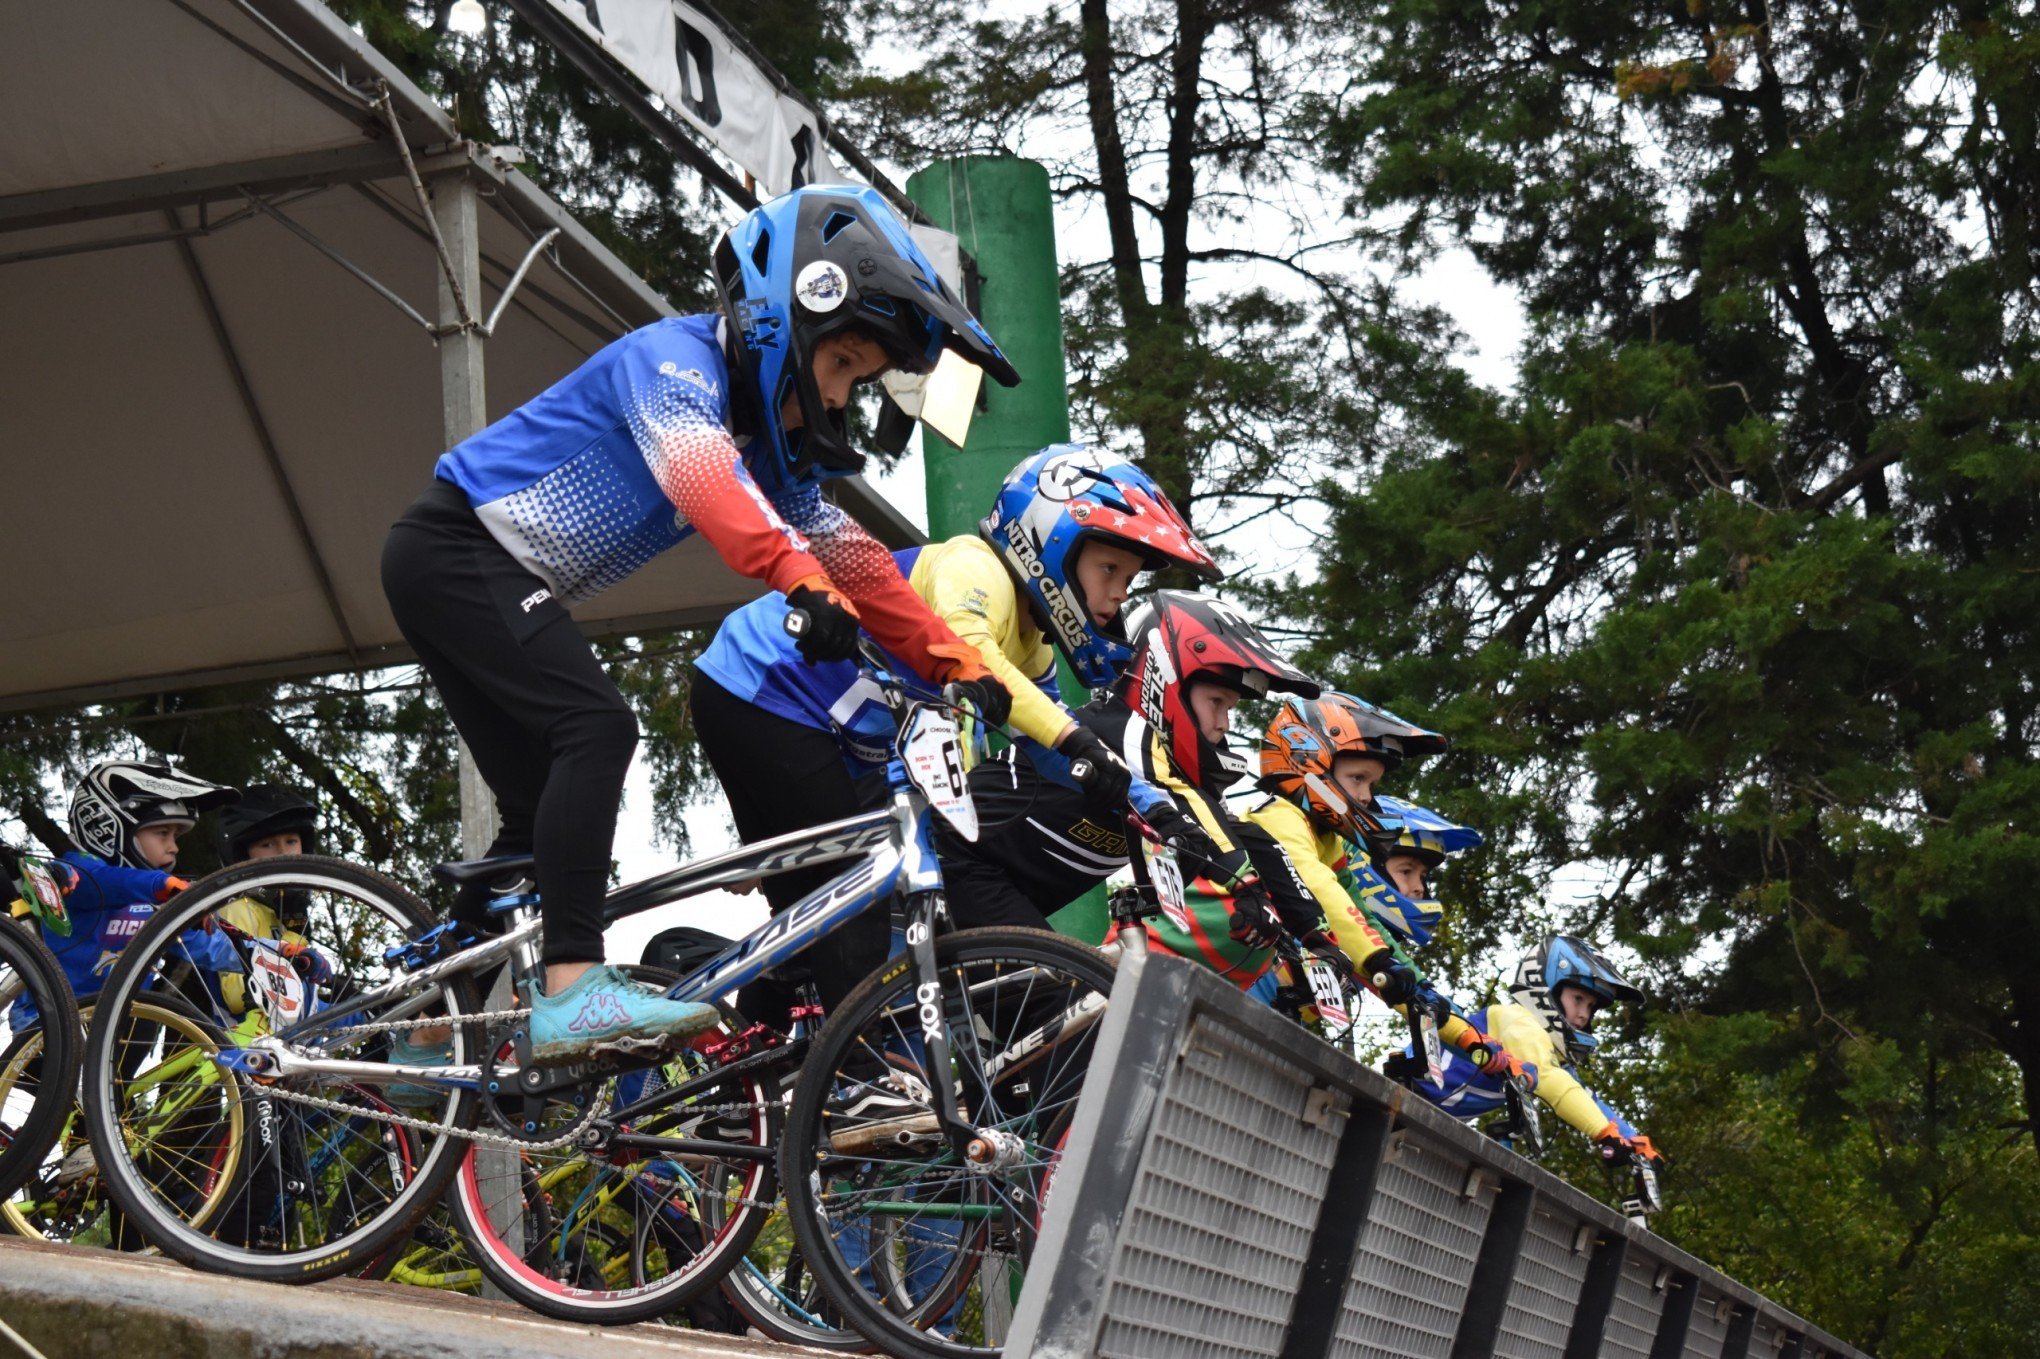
[1511,934,1645,1062]
[713,185,1018,490]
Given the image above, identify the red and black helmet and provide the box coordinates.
[1120,592,1319,789]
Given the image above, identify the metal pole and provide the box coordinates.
[906,157,1111,941]
[434,167,523,1276]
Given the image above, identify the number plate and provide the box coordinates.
[1418,1009,1446,1086]
[1143,840,1189,930]
[246,943,306,1027]
[1305,959,1350,1027]
[901,706,977,841]
[17,858,70,936]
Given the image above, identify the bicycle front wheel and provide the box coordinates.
[79,856,480,1279]
[0,917,83,1204]
[781,928,1115,1359]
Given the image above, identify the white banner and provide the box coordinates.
[547,0,844,198]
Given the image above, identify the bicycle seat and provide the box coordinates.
[431,853,537,889]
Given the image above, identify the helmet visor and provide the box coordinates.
[880,348,986,447]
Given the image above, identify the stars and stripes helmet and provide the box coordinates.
[983,446,1221,687]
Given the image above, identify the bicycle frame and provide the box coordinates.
[222,668,964,1127]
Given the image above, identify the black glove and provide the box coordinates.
[944,673,1013,727]
[1362,950,1420,1007]
[1058,725,1132,811]
[784,582,861,663]
[1141,803,1222,875]
[1298,929,1357,985]
[1226,878,1283,949]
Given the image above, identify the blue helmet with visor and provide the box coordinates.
[1511,934,1645,1062]
[713,185,1019,492]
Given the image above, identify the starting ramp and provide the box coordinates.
[1009,951,1869,1359]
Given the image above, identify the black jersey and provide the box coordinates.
[935,694,1266,917]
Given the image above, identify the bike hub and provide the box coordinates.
[964,1129,1027,1173]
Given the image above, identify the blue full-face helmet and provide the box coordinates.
[1511,934,1645,1062]
[713,185,1019,491]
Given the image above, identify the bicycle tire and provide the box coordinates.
[781,927,1116,1359]
[0,916,82,1203]
[719,1200,874,1352]
[80,855,480,1280]
[448,971,779,1324]
[4,995,240,1247]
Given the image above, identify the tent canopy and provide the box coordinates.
[0,0,916,714]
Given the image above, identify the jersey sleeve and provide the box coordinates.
[916,543,1072,748]
[613,337,828,596]
[1126,723,1258,889]
[61,853,172,912]
[1487,1002,1620,1137]
[1243,799,1390,963]
[769,485,979,685]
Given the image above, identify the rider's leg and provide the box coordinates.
[383,486,716,1059]
[689,674,890,1017]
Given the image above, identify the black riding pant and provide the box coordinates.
[381,480,636,965]
[688,674,889,1017]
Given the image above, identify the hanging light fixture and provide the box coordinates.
[448,0,487,36]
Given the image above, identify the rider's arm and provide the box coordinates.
[1242,799,1390,962]
[909,539,1074,748]
[1486,1003,1618,1136]
[60,852,177,908]
[618,349,835,597]
[771,484,988,685]
[1128,725,1259,888]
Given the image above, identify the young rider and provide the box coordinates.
[380,184,1019,1061]
[1247,697,1523,1075]
[1420,934,1664,1169]
[691,446,1223,1011]
[10,762,236,1030]
[935,591,1319,944]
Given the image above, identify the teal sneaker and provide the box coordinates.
[530,965,720,1063]
[385,1032,454,1109]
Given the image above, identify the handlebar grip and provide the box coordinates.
[783,608,810,639]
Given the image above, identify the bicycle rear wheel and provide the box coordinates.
[0,917,82,1204]
[79,856,480,1279]
[780,928,1115,1359]
[447,972,778,1324]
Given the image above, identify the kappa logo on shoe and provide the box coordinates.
[567,992,635,1035]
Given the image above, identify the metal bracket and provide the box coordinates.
[1653,1264,1675,1294]
[1462,1164,1492,1200]
[1301,1086,1342,1129]
[1573,1222,1597,1256]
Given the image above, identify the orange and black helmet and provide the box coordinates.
[1258,692,1448,839]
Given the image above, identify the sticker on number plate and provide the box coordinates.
[901,706,978,841]
[1306,959,1350,1027]
[1143,840,1189,931]
[17,858,71,935]
[246,942,307,1027]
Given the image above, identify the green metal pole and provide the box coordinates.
[907,156,1109,943]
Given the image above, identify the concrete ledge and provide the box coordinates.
[0,1238,799,1359]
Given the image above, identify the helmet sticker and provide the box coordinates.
[1037,451,1105,501]
[794,260,849,313]
[74,799,120,859]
